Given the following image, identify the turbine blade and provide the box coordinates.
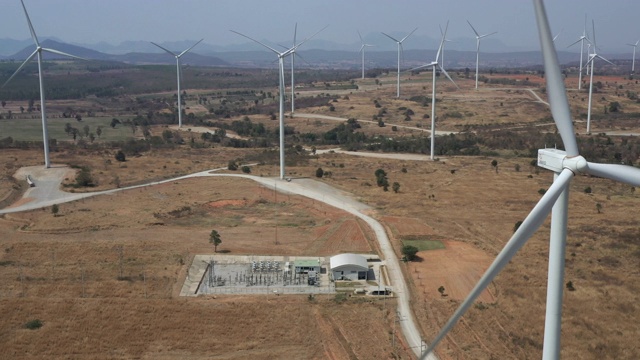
[533,0,579,157]
[230,30,281,55]
[178,38,203,57]
[295,24,328,49]
[552,28,563,42]
[2,49,38,88]
[293,23,298,47]
[151,42,178,56]
[292,51,309,67]
[400,27,418,43]
[567,38,582,48]
[479,31,497,39]
[467,20,480,37]
[21,0,39,46]
[422,168,575,358]
[586,162,640,187]
[439,65,459,89]
[595,54,614,66]
[406,63,433,73]
[41,48,87,61]
[435,21,449,63]
[592,20,597,48]
[381,32,400,43]
[358,30,364,43]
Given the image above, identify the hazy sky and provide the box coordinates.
[3,0,640,53]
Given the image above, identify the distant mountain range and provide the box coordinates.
[0,37,634,70]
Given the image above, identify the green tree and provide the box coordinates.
[392,182,400,193]
[241,166,251,174]
[75,168,94,187]
[608,101,621,113]
[115,150,126,162]
[96,126,102,138]
[209,230,222,252]
[315,167,324,178]
[402,245,419,261]
[491,159,498,173]
[227,160,238,171]
[438,286,446,296]
[51,204,59,215]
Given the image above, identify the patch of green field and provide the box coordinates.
[0,116,135,142]
[402,239,445,251]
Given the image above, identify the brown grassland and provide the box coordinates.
[1,70,640,359]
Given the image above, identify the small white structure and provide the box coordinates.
[330,253,369,281]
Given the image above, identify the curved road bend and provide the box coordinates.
[1,168,436,359]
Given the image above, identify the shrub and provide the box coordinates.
[241,166,251,174]
[402,245,419,261]
[584,186,592,194]
[227,160,238,171]
[51,204,59,215]
[115,150,126,162]
[25,319,43,330]
[75,168,94,187]
[315,167,324,178]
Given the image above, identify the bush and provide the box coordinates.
[241,166,251,174]
[25,319,43,330]
[115,150,126,162]
[315,167,324,178]
[51,204,59,215]
[402,245,419,261]
[75,167,94,187]
[227,160,238,171]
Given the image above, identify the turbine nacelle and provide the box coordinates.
[537,149,588,174]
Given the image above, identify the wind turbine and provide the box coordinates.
[151,39,203,128]
[627,40,639,75]
[2,0,86,169]
[381,28,418,98]
[358,31,374,79]
[584,20,613,134]
[419,1,640,359]
[409,21,458,161]
[231,28,322,180]
[567,15,590,90]
[467,20,497,89]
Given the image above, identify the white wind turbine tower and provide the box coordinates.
[419,1,640,359]
[381,28,417,98]
[358,31,374,79]
[568,15,590,90]
[231,29,321,180]
[626,40,639,75]
[2,0,86,169]
[585,20,613,134]
[409,21,458,161]
[151,39,203,128]
[467,20,496,90]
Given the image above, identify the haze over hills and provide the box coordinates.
[0,37,634,70]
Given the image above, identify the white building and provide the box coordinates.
[330,253,369,281]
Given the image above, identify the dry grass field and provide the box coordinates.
[1,69,640,359]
